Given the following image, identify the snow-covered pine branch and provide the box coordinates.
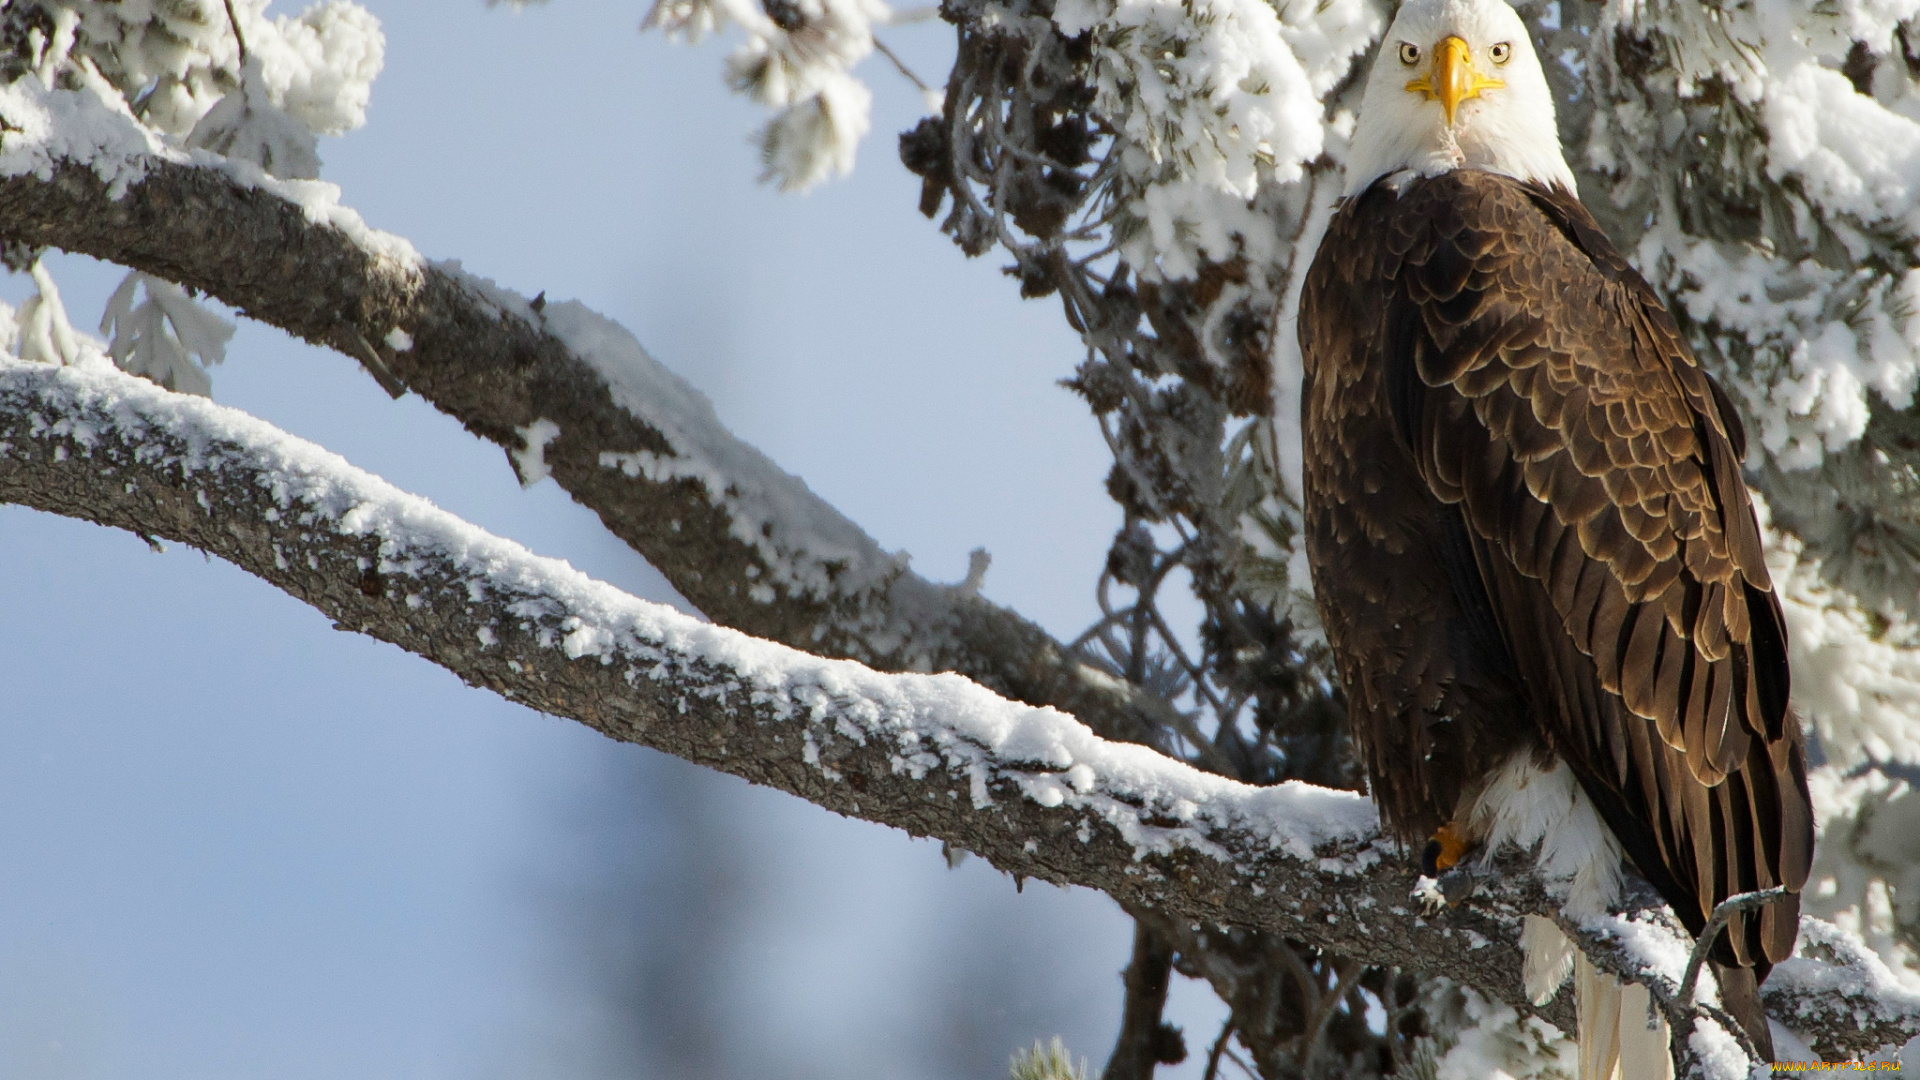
[0,75,1172,751]
[0,353,1910,1070]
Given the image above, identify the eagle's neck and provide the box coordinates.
[1344,114,1577,197]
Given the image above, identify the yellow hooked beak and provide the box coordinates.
[1405,35,1504,127]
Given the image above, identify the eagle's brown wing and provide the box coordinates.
[1339,171,1812,970]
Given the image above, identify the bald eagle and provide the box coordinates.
[1298,0,1814,1073]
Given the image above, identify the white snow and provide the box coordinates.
[1771,524,1920,768]
[1607,0,1920,476]
[1684,1016,1757,1080]
[511,418,562,488]
[1637,226,1920,472]
[757,70,872,191]
[1054,0,1384,278]
[187,60,323,181]
[17,2,1920,1069]
[0,66,1010,645]
[54,0,383,140]
[14,262,99,370]
[537,296,905,604]
[1806,766,1920,993]
[646,0,889,191]
[1768,917,1920,1030]
[101,271,234,397]
[246,0,386,137]
[1428,985,1577,1080]
[0,76,420,269]
[1575,907,1697,996]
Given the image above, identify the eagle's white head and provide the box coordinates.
[1343,0,1575,196]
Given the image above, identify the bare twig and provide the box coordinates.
[221,0,250,66]
[1680,887,1792,1006]
[873,37,933,96]
[1202,1021,1236,1080]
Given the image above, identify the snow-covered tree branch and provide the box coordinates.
[0,353,1912,1069]
[0,77,1169,753]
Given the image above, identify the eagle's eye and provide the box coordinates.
[1397,42,1421,65]
[1489,41,1512,64]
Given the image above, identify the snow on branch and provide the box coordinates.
[0,75,1170,750]
[0,354,1909,1068]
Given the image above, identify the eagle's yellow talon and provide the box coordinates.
[1423,823,1471,876]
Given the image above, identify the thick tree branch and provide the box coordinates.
[0,356,1908,1067]
[0,79,1169,749]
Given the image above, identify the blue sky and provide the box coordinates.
[0,2,1233,1076]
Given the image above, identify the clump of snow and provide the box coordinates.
[15,261,102,369]
[1635,227,1920,473]
[1050,0,1324,193]
[246,0,385,136]
[0,76,421,270]
[511,418,562,487]
[56,0,383,142]
[1600,0,1920,476]
[3,0,392,397]
[1575,906,1697,994]
[0,75,168,198]
[1759,917,1920,1066]
[645,0,894,191]
[1416,981,1576,1080]
[537,296,904,603]
[756,69,871,191]
[187,59,323,181]
[1771,529,1920,769]
[1804,767,1920,993]
[101,272,234,397]
[1055,0,1382,278]
[1684,1016,1755,1080]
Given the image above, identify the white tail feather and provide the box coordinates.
[1575,950,1672,1080]
[1615,977,1672,1080]
[1522,915,1574,1006]
[1575,951,1623,1080]
[1527,916,1673,1080]
[1484,755,1669,1077]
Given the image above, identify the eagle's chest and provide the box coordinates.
[1299,340,1448,648]
[1299,309,1468,721]
[1297,210,1458,675]
[1296,197,1536,837]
